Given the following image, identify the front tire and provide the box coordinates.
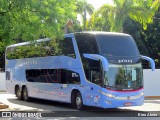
[22,87,29,101]
[72,92,83,110]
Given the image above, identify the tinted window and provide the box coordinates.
[26,69,60,83]
[66,70,80,84]
[82,59,102,86]
[96,35,139,57]
[90,67,102,86]
[60,70,80,84]
[75,34,102,86]
[26,69,80,84]
[75,34,98,54]
[61,37,76,58]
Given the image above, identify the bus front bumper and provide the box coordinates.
[99,91,144,108]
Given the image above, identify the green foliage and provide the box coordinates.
[0,0,77,44]
[76,0,94,30]
[89,0,160,32]
[86,7,111,31]
[0,0,77,68]
[141,9,160,68]
[115,68,126,86]
[6,38,63,59]
[123,8,160,68]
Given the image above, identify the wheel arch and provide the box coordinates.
[71,89,86,105]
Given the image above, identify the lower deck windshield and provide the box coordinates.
[104,63,143,90]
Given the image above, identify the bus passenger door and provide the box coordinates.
[87,67,103,107]
[83,56,103,106]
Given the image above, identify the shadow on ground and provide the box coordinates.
[7,97,136,111]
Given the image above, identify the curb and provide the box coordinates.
[145,96,160,99]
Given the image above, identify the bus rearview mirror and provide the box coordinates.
[140,55,155,71]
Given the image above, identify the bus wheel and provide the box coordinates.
[22,87,29,101]
[15,86,22,100]
[75,92,83,110]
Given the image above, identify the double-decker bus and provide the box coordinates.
[5,32,155,110]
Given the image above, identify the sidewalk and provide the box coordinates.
[0,91,9,109]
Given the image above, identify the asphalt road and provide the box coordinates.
[0,92,160,120]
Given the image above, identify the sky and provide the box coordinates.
[87,0,113,10]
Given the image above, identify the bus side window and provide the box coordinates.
[26,69,60,83]
[6,71,10,80]
[59,69,80,84]
[75,34,98,54]
[91,70,102,86]
[75,34,100,83]
[66,70,80,84]
[60,69,67,84]
[61,38,76,58]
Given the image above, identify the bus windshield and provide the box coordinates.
[104,63,143,90]
[96,34,140,57]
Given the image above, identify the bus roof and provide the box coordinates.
[6,38,50,48]
[6,31,130,48]
[74,31,131,37]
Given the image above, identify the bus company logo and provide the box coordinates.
[118,59,133,63]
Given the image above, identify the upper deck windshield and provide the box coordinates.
[96,34,140,57]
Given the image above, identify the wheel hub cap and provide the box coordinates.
[76,97,81,106]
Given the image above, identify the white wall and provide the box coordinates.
[0,70,160,96]
[143,69,160,96]
[0,72,6,91]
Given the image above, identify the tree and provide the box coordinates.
[123,8,160,69]
[141,8,160,68]
[0,0,77,69]
[123,17,149,56]
[95,0,160,32]
[0,0,76,41]
[86,4,111,31]
[76,0,94,30]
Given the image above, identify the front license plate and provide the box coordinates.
[124,102,132,106]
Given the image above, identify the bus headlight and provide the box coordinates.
[141,92,144,95]
[101,92,116,98]
[139,92,144,97]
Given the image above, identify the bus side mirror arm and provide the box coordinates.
[83,54,109,71]
[140,55,155,71]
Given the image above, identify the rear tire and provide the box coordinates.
[15,86,22,100]
[72,92,83,110]
[22,87,29,101]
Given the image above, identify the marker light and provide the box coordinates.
[101,91,116,98]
